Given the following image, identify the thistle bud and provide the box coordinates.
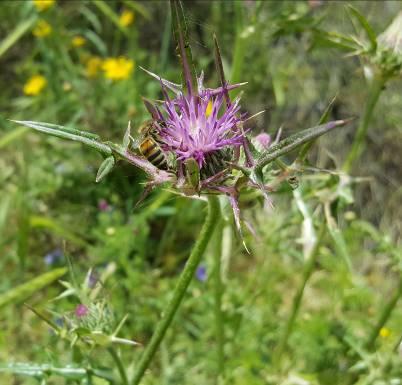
[253,133,271,152]
[378,12,402,55]
[376,12,402,77]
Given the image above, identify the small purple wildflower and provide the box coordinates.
[44,248,63,266]
[98,199,110,212]
[75,304,89,318]
[195,264,207,282]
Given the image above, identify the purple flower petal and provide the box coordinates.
[196,265,207,282]
[75,304,88,318]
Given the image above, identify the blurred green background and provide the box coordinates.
[0,1,401,384]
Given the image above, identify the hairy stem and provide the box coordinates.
[132,196,220,385]
[213,218,225,381]
[366,276,402,350]
[108,347,128,385]
[343,75,386,172]
[275,223,326,365]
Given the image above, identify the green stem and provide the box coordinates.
[275,223,326,365]
[366,276,402,350]
[343,75,386,172]
[213,218,225,381]
[131,197,220,385]
[393,333,402,353]
[108,347,128,385]
[230,1,246,85]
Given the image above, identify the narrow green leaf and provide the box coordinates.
[328,226,353,272]
[0,196,11,241]
[10,120,112,156]
[93,0,128,35]
[83,30,108,56]
[255,119,352,171]
[16,190,30,270]
[29,215,88,247]
[96,156,115,182]
[0,268,67,309]
[0,127,29,149]
[80,6,102,33]
[312,29,360,51]
[0,15,37,59]
[347,5,377,51]
[122,0,151,20]
[24,303,62,332]
[231,1,255,85]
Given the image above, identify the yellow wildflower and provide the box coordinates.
[33,0,55,11]
[85,56,103,78]
[23,75,47,96]
[379,327,391,338]
[33,20,52,37]
[102,57,134,81]
[71,35,86,47]
[119,9,134,27]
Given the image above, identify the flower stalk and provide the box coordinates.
[343,75,386,172]
[131,196,220,385]
[108,347,129,385]
[213,216,225,381]
[365,275,402,350]
[274,222,326,367]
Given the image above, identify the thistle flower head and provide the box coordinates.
[131,61,259,243]
[158,77,244,169]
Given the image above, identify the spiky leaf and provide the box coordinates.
[96,156,115,183]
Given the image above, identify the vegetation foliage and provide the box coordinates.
[0,1,401,384]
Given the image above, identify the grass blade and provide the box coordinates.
[0,127,29,149]
[0,196,11,242]
[29,215,89,248]
[0,268,67,309]
[0,15,37,59]
[93,0,128,35]
[122,0,151,20]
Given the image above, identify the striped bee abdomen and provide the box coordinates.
[139,137,168,170]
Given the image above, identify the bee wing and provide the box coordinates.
[129,135,142,150]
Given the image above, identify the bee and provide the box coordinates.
[137,120,169,170]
